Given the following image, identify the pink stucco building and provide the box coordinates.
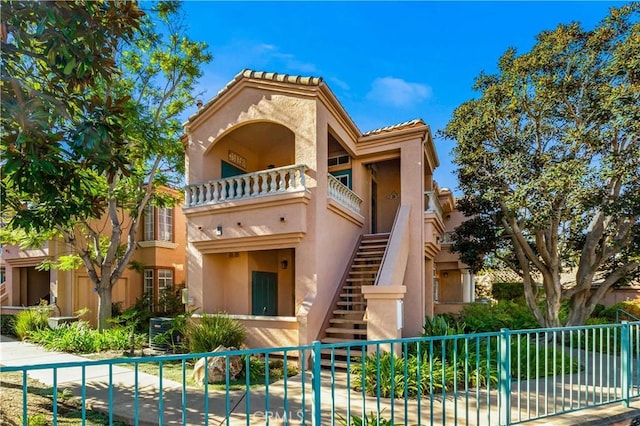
[0,187,187,326]
[181,69,474,350]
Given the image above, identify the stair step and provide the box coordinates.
[348,271,378,275]
[350,264,381,269]
[343,285,371,290]
[337,301,367,306]
[332,309,365,315]
[339,293,364,298]
[321,348,366,358]
[362,237,389,241]
[353,256,383,261]
[318,359,354,370]
[359,242,389,247]
[321,337,366,344]
[325,327,368,335]
[357,250,385,255]
[330,318,367,325]
[346,278,376,282]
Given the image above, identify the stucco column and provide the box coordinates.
[362,285,406,356]
[400,140,425,336]
[470,273,476,302]
[462,269,472,303]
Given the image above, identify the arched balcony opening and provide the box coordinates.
[186,122,306,207]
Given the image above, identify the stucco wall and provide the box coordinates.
[375,159,401,233]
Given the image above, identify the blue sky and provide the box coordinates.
[180,1,624,194]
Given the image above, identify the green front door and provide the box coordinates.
[221,161,245,196]
[252,271,278,316]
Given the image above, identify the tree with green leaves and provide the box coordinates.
[442,4,639,327]
[1,1,211,330]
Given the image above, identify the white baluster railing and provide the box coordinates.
[441,231,455,244]
[185,164,308,208]
[424,190,444,222]
[327,174,363,214]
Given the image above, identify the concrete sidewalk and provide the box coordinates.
[2,335,639,425]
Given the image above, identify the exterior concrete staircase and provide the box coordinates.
[319,233,390,368]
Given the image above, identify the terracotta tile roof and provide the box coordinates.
[187,69,323,123]
[238,69,323,86]
[362,118,426,136]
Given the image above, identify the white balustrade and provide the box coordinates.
[441,231,455,244]
[424,190,444,222]
[327,174,363,214]
[185,164,308,207]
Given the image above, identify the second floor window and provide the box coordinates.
[144,205,173,242]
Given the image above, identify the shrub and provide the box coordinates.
[14,303,51,340]
[351,349,493,399]
[112,301,124,318]
[585,317,611,325]
[337,410,399,426]
[459,300,538,332]
[491,282,525,301]
[0,315,16,336]
[591,304,606,318]
[157,284,185,316]
[28,321,144,353]
[420,315,467,361]
[236,357,298,384]
[184,313,246,353]
[352,335,578,400]
[116,292,155,334]
[600,299,640,322]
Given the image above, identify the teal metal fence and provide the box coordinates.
[1,322,638,425]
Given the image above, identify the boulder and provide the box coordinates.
[192,345,243,385]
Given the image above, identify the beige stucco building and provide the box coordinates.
[182,70,474,350]
[0,188,187,326]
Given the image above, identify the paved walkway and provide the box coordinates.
[1,335,639,425]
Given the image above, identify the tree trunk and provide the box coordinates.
[96,278,113,332]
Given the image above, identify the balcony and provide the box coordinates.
[185,164,308,208]
[441,231,455,245]
[424,191,445,257]
[424,191,443,223]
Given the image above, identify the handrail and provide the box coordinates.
[615,308,640,323]
[327,173,363,214]
[375,204,411,287]
[0,282,7,306]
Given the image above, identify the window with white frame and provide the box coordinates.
[144,205,155,241]
[158,269,174,293]
[144,268,174,311]
[328,154,350,167]
[158,208,173,242]
[144,269,154,311]
[143,205,173,242]
[158,269,174,311]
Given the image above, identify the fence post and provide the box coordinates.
[621,321,631,407]
[499,328,511,426]
[311,340,322,426]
